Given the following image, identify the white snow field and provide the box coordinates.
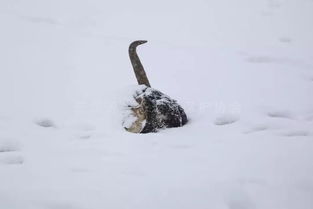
[1,0,313,208]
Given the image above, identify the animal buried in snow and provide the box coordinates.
[123,40,188,133]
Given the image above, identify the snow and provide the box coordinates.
[0,0,313,208]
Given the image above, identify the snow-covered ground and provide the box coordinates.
[1,0,313,208]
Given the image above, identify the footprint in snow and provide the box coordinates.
[227,199,254,209]
[0,139,20,153]
[244,125,269,134]
[35,118,56,128]
[279,37,292,44]
[224,186,255,209]
[78,134,92,140]
[268,0,282,9]
[267,111,294,120]
[281,130,310,137]
[214,114,239,126]
[0,139,23,165]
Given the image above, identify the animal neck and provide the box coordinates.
[129,40,151,87]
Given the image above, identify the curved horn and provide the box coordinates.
[129,40,151,87]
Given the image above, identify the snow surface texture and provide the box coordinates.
[0,0,313,209]
[122,85,187,133]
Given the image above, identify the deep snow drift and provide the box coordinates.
[0,0,313,209]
